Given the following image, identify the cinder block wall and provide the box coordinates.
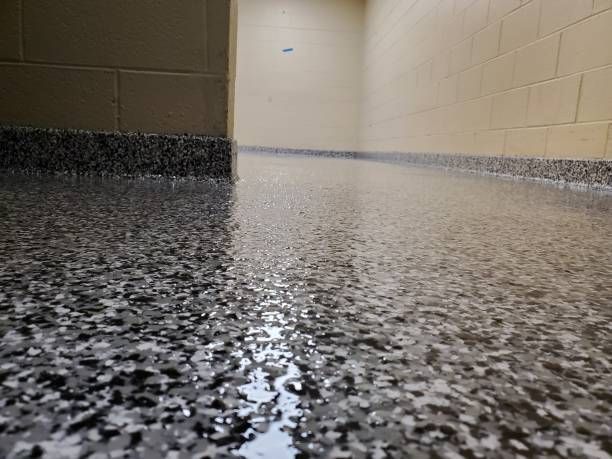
[234,0,365,151]
[0,0,234,137]
[359,0,612,159]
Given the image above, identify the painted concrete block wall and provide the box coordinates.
[0,0,234,137]
[359,0,612,159]
[234,0,365,151]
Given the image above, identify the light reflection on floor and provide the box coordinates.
[236,299,303,458]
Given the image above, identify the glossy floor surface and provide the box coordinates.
[1,154,611,459]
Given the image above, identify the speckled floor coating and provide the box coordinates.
[1,153,611,459]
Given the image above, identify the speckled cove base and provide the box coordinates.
[0,126,237,179]
[242,146,612,189]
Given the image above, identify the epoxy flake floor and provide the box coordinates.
[1,154,611,459]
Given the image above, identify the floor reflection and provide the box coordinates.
[235,296,303,458]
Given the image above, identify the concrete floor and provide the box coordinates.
[1,154,611,458]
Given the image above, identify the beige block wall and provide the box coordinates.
[3,0,611,159]
[234,0,365,151]
[359,0,612,159]
[0,0,235,137]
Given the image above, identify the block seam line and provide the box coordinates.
[554,30,564,77]
[114,70,121,131]
[18,0,24,61]
[575,73,585,123]
[536,0,544,37]
[203,0,209,72]
[605,122,612,158]
[0,60,222,77]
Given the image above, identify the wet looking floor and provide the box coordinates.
[1,153,611,459]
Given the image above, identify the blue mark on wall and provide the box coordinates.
[282,48,294,53]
